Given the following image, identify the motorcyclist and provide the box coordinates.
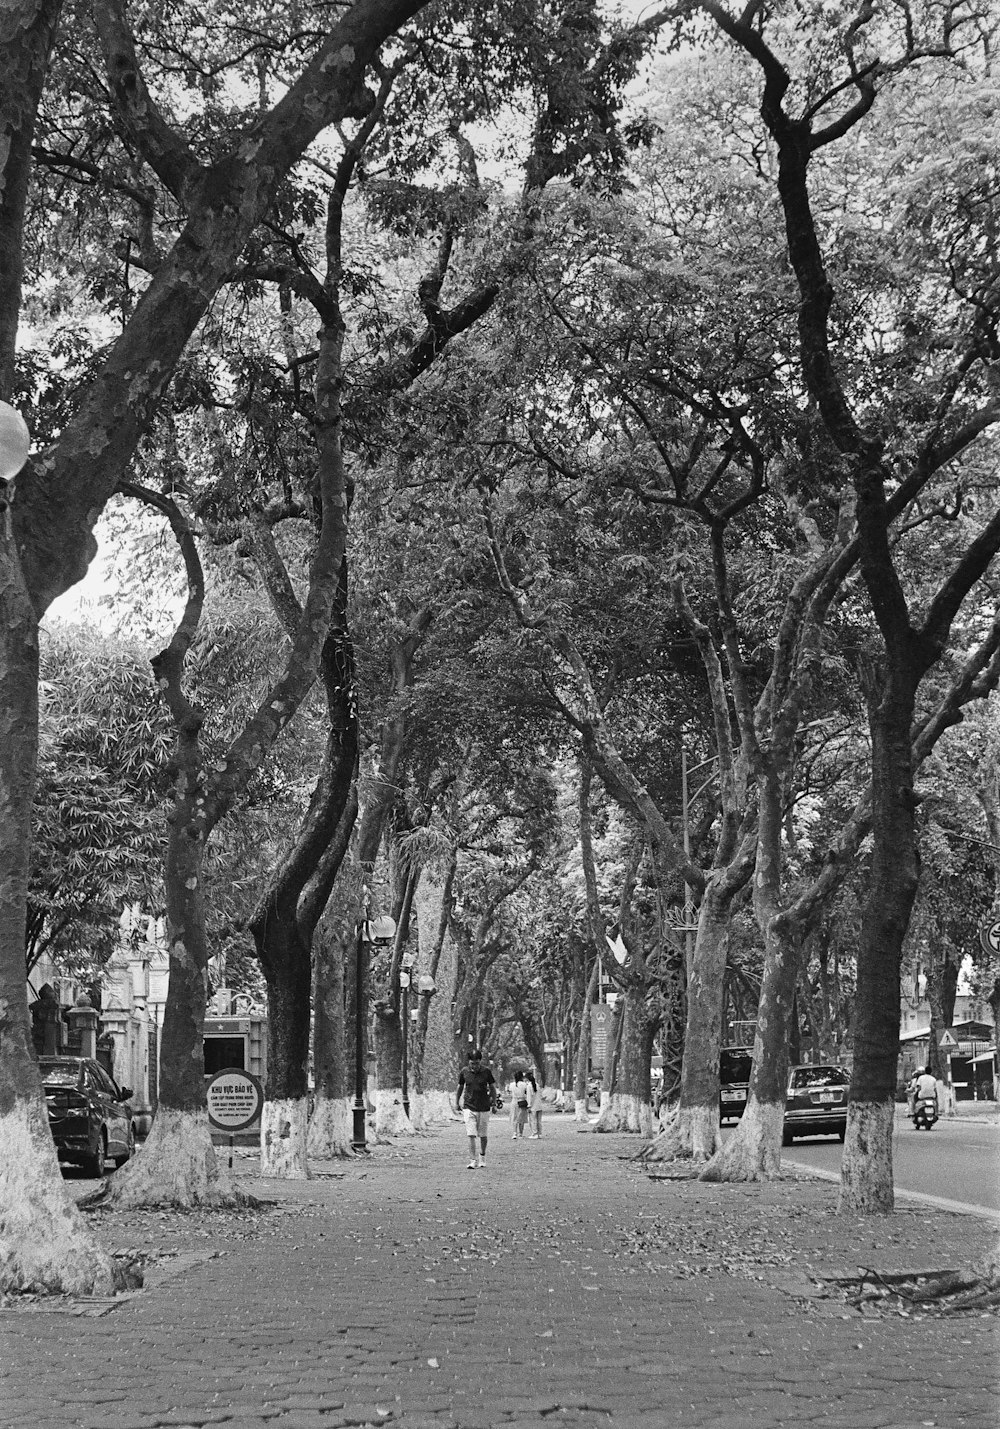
[912,1066,938,1119]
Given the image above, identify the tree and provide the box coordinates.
[0,0,437,1297]
[701,0,1000,1209]
[27,628,167,982]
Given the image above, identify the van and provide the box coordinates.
[719,1046,753,1122]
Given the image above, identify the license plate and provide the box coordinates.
[819,1092,835,1103]
[722,1091,740,1101]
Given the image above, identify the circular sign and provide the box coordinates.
[0,402,30,480]
[979,919,1000,955]
[206,1068,263,1131]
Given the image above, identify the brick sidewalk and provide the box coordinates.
[1,1113,997,1429]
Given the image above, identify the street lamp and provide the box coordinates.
[0,401,30,509]
[400,949,415,1121]
[352,907,396,1152]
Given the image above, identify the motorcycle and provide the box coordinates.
[911,1096,938,1130]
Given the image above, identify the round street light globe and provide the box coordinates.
[0,402,30,480]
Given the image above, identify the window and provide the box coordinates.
[792,1066,849,1090]
[720,1050,753,1083]
[88,1064,117,1098]
[204,1036,246,1076]
[40,1061,82,1087]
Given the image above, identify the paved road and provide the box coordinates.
[2,1113,998,1429]
[785,1109,1000,1215]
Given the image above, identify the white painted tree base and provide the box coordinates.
[101,1107,242,1209]
[574,1097,588,1122]
[260,1098,310,1178]
[410,1090,452,1128]
[838,1101,895,1213]
[306,1096,354,1159]
[592,1093,654,1136]
[640,1103,720,1163]
[374,1086,414,1138]
[431,1089,458,1122]
[0,1104,115,1296]
[700,1098,783,1181]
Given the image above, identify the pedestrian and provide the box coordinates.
[526,1069,543,1138]
[513,1072,531,1138]
[455,1048,498,1169]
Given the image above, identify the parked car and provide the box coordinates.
[719,1046,754,1122]
[782,1063,849,1145]
[39,1056,135,1176]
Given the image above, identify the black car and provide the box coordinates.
[719,1046,753,1122]
[39,1056,136,1176]
[782,1063,849,1145]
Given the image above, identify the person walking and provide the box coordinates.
[455,1048,498,1169]
[512,1073,531,1139]
[905,1068,919,1117]
[526,1070,543,1138]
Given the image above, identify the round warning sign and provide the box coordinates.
[206,1068,263,1131]
[978,919,1000,956]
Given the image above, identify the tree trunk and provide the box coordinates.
[255,911,311,1178]
[0,0,114,1300]
[106,786,239,1208]
[702,918,799,1182]
[839,670,920,1214]
[592,985,655,1135]
[308,905,352,1158]
[702,760,798,1182]
[0,0,61,388]
[925,950,959,1083]
[0,548,115,1293]
[252,721,356,1177]
[413,873,459,1117]
[674,882,733,1160]
[373,1007,411,1137]
[574,959,599,1121]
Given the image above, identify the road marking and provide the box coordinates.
[783,1159,1000,1222]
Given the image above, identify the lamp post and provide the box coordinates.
[0,402,30,485]
[0,400,30,527]
[351,906,396,1153]
[351,907,369,1152]
[400,950,415,1121]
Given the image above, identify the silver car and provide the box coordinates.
[782,1063,849,1145]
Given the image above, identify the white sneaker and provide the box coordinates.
[467,1160,478,1169]
[529,1133,539,1139]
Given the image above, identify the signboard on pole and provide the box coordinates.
[938,1029,959,1051]
[590,1005,611,1069]
[206,1068,263,1132]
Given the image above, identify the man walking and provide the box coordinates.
[456,1048,497,1169]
